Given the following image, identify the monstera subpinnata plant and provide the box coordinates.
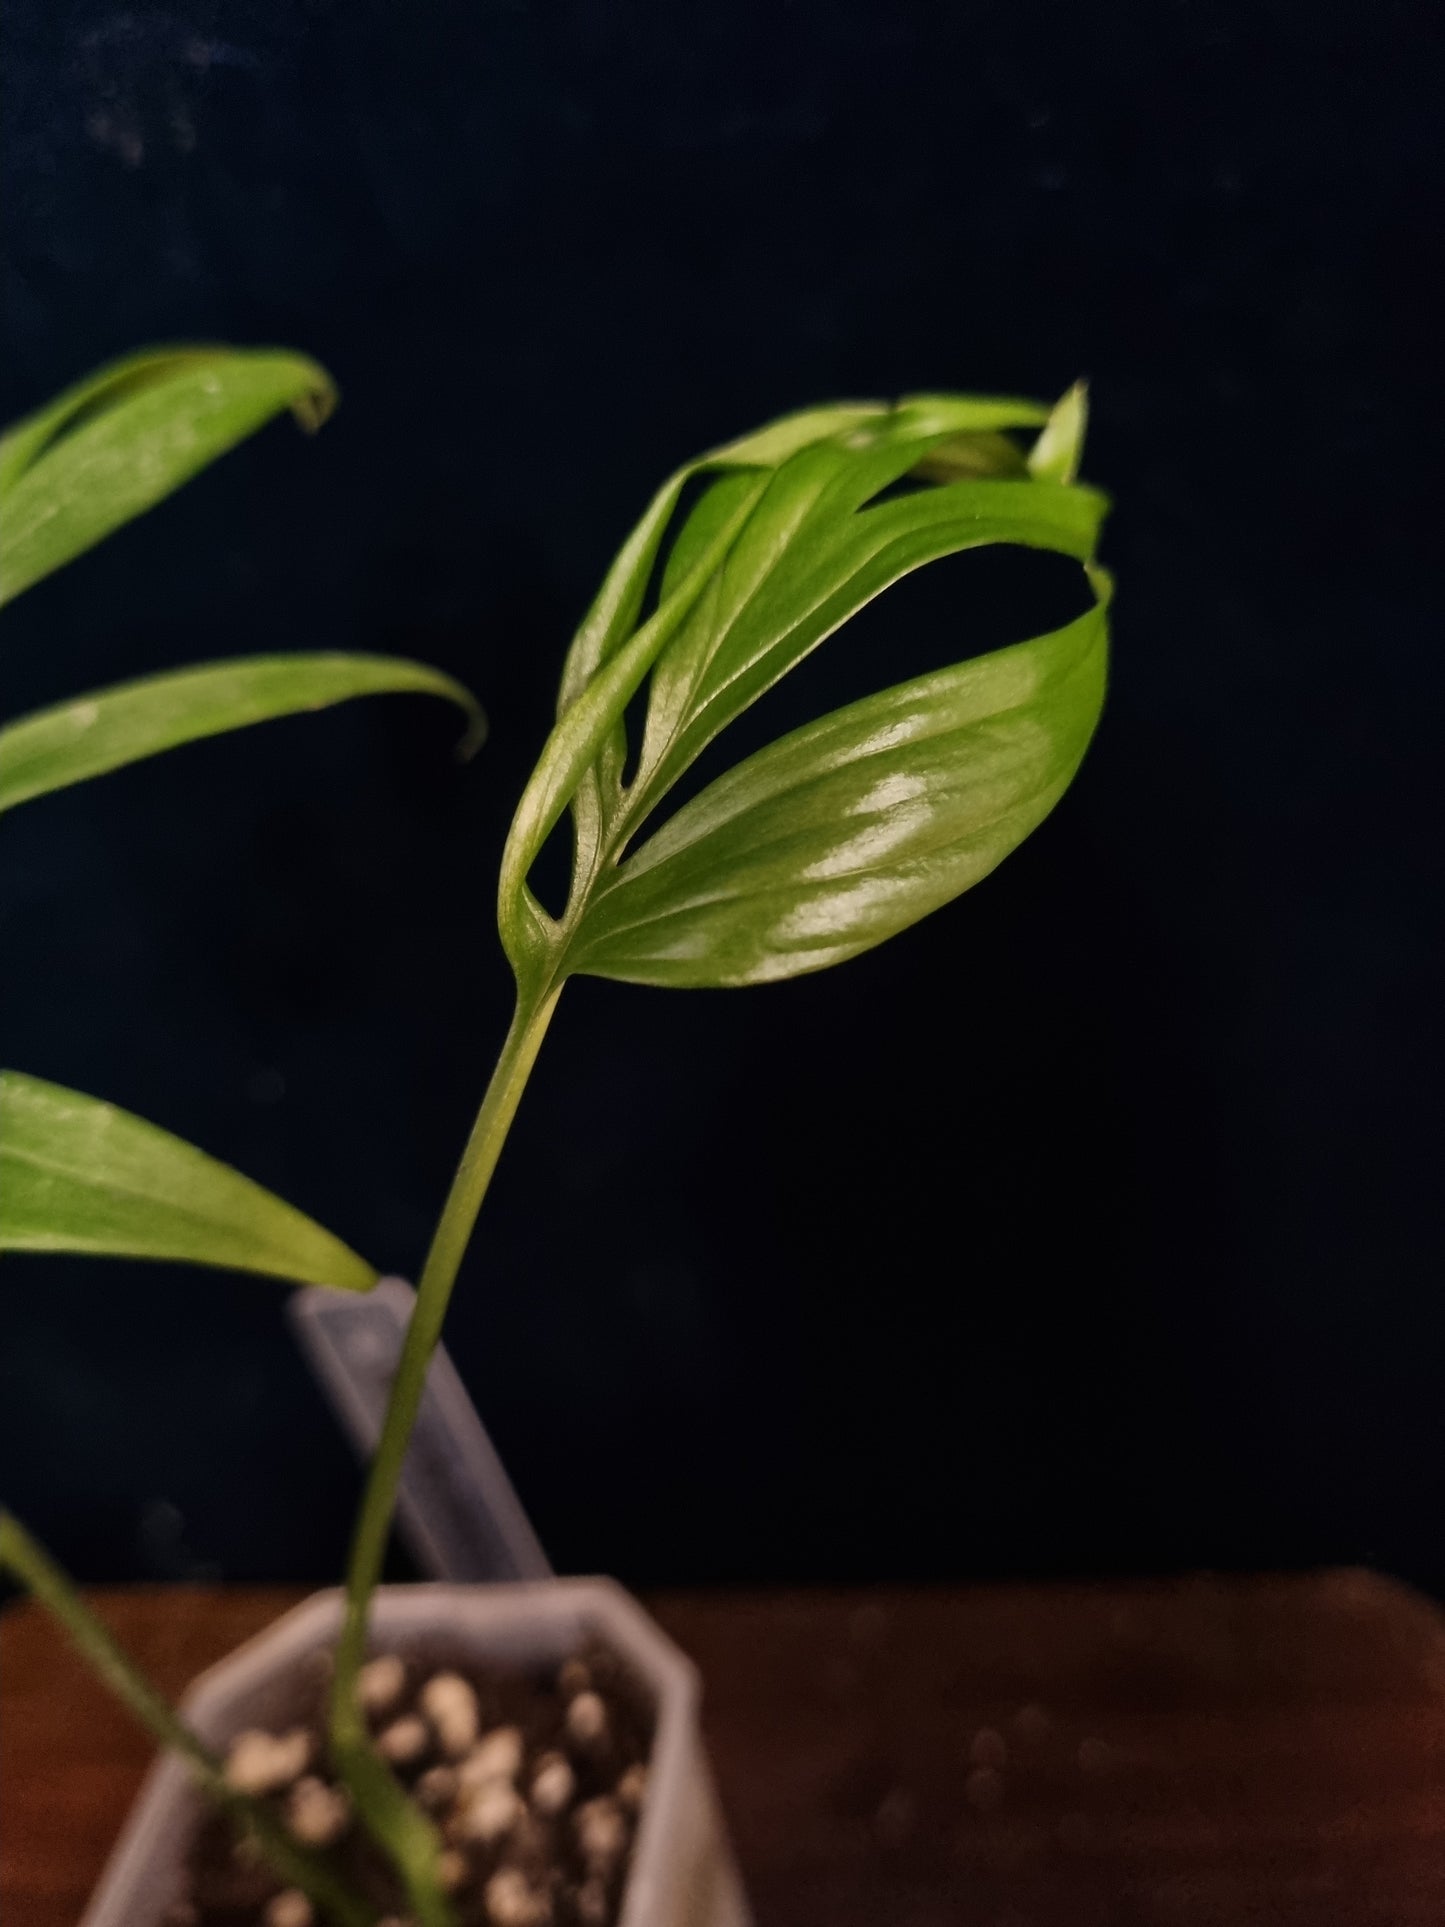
[1,378,1110,1927]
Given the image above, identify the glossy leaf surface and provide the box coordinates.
[0,1072,377,1291]
[0,346,335,605]
[506,397,1059,954]
[0,654,482,814]
[497,386,1111,994]
[570,588,1109,985]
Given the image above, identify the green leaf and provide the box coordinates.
[0,1072,377,1291]
[0,346,336,605]
[0,348,235,491]
[0,654,483,815]
[568,580,1110,987]
[499,391,1096,986]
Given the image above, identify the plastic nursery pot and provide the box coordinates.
[83,1579,751,1927]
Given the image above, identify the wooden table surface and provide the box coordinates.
[4,1572,1445,1925]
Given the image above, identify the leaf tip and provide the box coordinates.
[335,1260,383,1295]
[1027,380,1089,485]
[288,363,339,436]
[454,704,489,763]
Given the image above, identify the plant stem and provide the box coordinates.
[0,1510,376,1927]
[327,984,562,1925]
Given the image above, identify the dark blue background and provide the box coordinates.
[2,2,1441,1592]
